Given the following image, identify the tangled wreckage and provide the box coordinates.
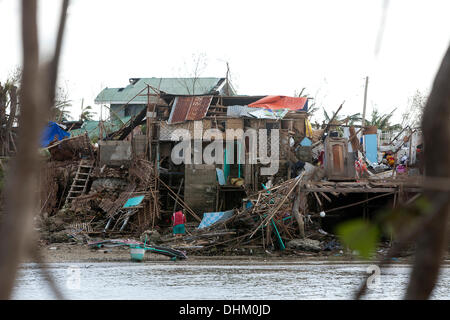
[33,77,424,258]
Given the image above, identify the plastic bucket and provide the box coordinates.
[130,247,145,262]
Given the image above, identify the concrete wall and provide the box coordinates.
[99,140,132,167]
[132,135,147,159]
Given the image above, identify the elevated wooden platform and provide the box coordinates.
[300,179,423,194]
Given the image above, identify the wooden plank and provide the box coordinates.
[301,187,422,193]
[319,192,332,202]
[313,192,323,207]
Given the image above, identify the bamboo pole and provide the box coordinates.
[157,176,201,222]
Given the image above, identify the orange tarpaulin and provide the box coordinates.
[248,95,308,111]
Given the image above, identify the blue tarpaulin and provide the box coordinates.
[300,137,312,146]
[198,210,234,229]
[216,168,226,186]
[364,134,378,164]
[40,121,70,147]
[123,195,145,208]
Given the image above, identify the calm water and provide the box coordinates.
[11,260,450,300]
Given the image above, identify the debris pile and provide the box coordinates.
[38,158,164,244]
[160,175,331,255]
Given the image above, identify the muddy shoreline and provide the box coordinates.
[30,243,450,265]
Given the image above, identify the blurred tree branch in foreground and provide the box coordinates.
[0,0,69,299]
[351,44,450,300]
[405,43,450,299]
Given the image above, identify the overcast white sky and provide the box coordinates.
[1,0,450,123]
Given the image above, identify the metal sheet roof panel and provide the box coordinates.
[95,78,225,104]
[168,95,213,124]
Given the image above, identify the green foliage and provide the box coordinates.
[343,113,362,125]
[53,107,72,122]
[415,197,432,212]
[366,107,401,131]
[294,88,320,122]
[80,105,96,121]
[53,86,72,121]
[321,108,360,135]
[336,219,380,259]
[322,108,361,125]
[378,196,431,238]
[323,108,332,122]
[0,69,20,116]
[91,136,99,144]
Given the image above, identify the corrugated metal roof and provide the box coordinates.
[69,117,131,140]
[168,95,213,124]
[95,78,226,105]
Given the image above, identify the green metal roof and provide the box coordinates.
[70,117,132,140]
[94,77,227,105]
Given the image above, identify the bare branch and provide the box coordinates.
[405,43,450,300]
[0,0,40,299]
[0,0,70,299]
[47,0,70,106]
[354,192,449,299]
[27,242,64,299]
[353,44,450,300]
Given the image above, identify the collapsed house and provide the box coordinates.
[93,78,312,228]
[36,77,424,255]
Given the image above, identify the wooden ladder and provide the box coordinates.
[65,159,94,206]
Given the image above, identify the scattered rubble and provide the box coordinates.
[287,239,322,252]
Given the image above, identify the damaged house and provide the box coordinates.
[95,77,236,118]
[94,77,312,226]
[35,75,423,256]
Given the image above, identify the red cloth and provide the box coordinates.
[318,151,325,166]
[248,95,308,110]
[172,210,186,226]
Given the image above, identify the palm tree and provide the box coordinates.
[401,90,427,128]
[52,86,72,122]
[80,105,96,122]
[366,108,401,131]
[53,100,72,122]
[320,108,363,135]
[321,107,344,134]
[295,88,319,120]
[322,107,347,126]
[342,112,362,125]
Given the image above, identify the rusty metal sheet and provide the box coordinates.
[168,95,213,124]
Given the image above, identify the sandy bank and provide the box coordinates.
[27,243,450,265]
